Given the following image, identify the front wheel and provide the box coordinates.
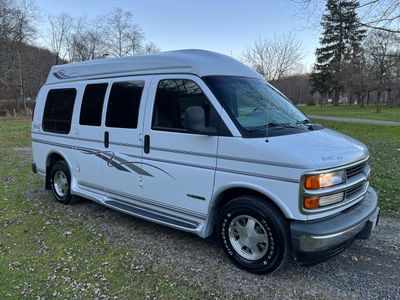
[218,195,290,274]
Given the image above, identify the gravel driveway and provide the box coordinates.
[36,191,400,299]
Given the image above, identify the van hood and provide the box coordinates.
[267,128,369,170]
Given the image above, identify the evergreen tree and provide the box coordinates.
[311,0,366,105]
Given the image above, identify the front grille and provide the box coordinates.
[347,160,368,178]
[346,183,365,200]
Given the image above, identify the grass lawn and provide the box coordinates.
[0,118,398,298]
[0,118,209,299]
[299,105,400,122]
[318,120,400,217]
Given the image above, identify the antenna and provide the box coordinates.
[265,96,269,143]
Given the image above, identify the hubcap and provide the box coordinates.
[53,170,69,197]
[228,215,269,260]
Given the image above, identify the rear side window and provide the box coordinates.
[42,88,76,134]
[79,83,108,126]
[105,81,144,129]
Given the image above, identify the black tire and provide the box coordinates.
[50,161,78,205]
[218,195,290,274]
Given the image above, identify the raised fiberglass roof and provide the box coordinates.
[46,49,261,85]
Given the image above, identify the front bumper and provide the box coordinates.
[291,187,379,263]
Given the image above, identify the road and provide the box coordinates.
[308,115,400,126]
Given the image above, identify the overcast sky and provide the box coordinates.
[35,0,322,71]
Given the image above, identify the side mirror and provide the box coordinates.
[185,106,218,136]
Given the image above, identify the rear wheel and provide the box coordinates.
[50,161,77,205]
[218,195,290,274]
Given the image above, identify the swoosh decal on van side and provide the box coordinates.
[32,138,300,183]
[81,149,153,176]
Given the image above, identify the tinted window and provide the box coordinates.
[105,81,144,129]
[152,79,216,132]
[79,83,108,126]
[42,88,76,134]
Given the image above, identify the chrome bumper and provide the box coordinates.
[291,187,379,254]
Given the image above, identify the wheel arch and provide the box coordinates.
[45,150,73,190]
[204,182,293,237]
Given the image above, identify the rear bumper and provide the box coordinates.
[291,187,379,263]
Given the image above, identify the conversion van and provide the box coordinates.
[32,50,379,274]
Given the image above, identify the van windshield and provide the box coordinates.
[203,76,311,137]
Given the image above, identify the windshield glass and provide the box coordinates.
[203,76,308,133]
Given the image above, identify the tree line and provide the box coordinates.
[0,0,399,115]
[310,0,400,112]
[243,0,400,112]
[48,7,160,64]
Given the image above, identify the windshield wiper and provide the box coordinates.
[296,119,314,125]
[246,122,283,132]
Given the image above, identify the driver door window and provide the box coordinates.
[151,79,217,133]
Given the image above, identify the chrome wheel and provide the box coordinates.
[228,215,269,260]
[53,170,69,197]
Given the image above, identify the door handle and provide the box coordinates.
[144,134,150,154]
[104,131,109,148]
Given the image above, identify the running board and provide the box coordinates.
[104,199,199,230]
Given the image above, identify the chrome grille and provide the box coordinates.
[346,183,365,200]
[347,160,368,178]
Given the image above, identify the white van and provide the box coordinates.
[32,50,379,274]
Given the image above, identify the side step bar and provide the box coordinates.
[105,199,199,230]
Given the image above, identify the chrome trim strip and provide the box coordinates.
[218,154,307,169]
[140,154,300,183]
[216,167,300,183]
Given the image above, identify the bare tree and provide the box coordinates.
[66,17,108,62]
[48,12,73,64]
[141,42,161,54]
[0,0,16,39]
[242,33,304,82]
[4,0,38,111]
[126,26,144,55]
[365,30,399,112]
[103,7,144,57]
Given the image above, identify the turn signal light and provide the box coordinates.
[304,196,319,209]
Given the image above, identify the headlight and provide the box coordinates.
[304,170,346,190]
